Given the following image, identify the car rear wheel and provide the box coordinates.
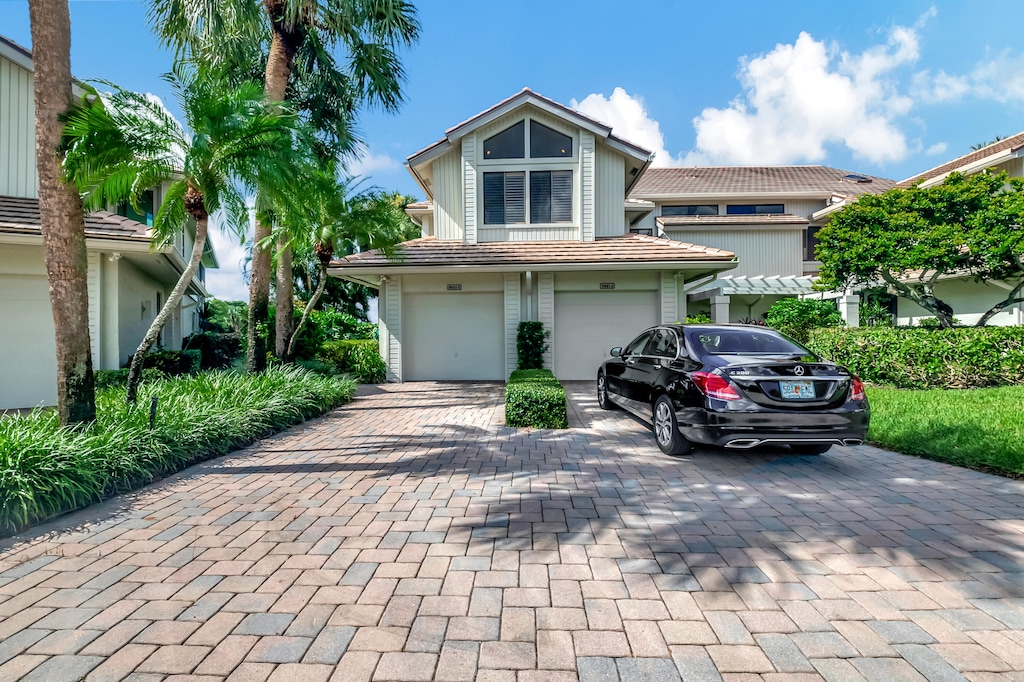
[790,443,832,455]
[597,372,615,410]
[653,395,690,456]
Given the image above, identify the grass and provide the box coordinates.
[866,385,1024,477]
[0,366,356,533]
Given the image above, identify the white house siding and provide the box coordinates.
[634,211,656,233]
[100,256,120,370]
[0,245,55,409]
[117,259,170,367]
[478,226,578,242]
[0,55,36,199]
[462,134,478,244]
[659,271,678,324]
[665,228,803,278]
[433,148,462,241]
[537,272,554,370]
[786,199,827,220]
[595,145,625,237]
[87,251,101,367]
[580,132,595,242]
[504,273,521,377]
[382,276,402,381]
[896,279,1024,327]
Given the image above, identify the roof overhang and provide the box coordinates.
[915,146,1024,189]
[630,190,837,201]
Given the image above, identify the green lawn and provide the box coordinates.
[866,385,1024,477]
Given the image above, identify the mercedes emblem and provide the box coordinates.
[793,366,805,376]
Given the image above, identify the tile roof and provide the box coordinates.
[657,214,809,227]
[331,234,735,269]
[629,166,896,198]
[0,195,151,241]
[897,131,1024,187]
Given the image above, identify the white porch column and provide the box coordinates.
[537,272,554,371]
[381,275,402,382]
[711,295,731,324]
[659,271,678,324]
[504,273,521,379]
[840,293,860,327]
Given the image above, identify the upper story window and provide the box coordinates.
[117,189,155,226]
[530,120,571,158]
[484,170,572,225]
[805,226,821,261]
[726,203,784,215]
[483,172,525,224]
[483,121,525,159]
[662,204,718,216]
[482,119,574,161]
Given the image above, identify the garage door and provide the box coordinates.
[553,290,658,380]
[0,275,57,409]
[404,292,504,381]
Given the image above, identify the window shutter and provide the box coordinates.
[483,173,505,225]
[551,170,572,223]
[530,171,551,224]
[504,172,525,223]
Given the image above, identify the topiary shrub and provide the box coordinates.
[516,321,549,370]
[505,369,568,428]
[317,339,386,383]
[183,332,242,370]
[765,298,843,342]
[805,326,1024,389]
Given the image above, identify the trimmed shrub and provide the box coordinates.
[765,298,843,342]
[290,308,377,360]
[184,332,242,370]
[516,321,549,370]
[684,313,713,324]
[0,367,356,533]
[95,368,165,390]
[806,326,1024,389]
[137,349,202,376]
[505,369,568,428]
[318,339,387,383]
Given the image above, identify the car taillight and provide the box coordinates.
[692,371,741,401]
[850,376,866,401]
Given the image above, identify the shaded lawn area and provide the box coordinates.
[867,385,1024,477]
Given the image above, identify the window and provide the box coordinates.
[483,172,525,224]
[805,227,822,261]
[644,329,678,358]
[529,170,572,223]
[117,190,155,226]
[483,121,524,159]
[630,227,653,236]
[624,332,652,357]
[726,204,784,215]
[662,204,718,216]
[530,120,572,158]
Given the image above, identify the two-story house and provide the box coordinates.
[0,35,216,409]
[330,89,739,381]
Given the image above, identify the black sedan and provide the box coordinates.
[597,324,869,456]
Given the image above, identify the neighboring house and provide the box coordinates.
[330,89,739,381]
[0,35,215,410]
[815,131,1024,326]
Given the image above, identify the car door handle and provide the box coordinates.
[653,364,662,370]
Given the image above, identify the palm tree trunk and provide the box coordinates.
[28,0,96,425]
[126,191,209,403]
[275,235,294,361]
[248,1,299,372]
[287,260,327,359]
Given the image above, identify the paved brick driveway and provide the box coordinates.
[1,381,1024,682]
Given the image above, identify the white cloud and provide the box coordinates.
[925,142,948,156]
[915,50,1024,104]
[347,148,402,177]
[570,88,682,167]
[205,219,251,302]
[684,25,922,166]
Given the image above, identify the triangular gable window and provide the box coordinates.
[483,120,525,159]
[530,120,572,158]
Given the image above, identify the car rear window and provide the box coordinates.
[691,329,810,356]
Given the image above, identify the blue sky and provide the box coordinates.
[4,0,1024,300]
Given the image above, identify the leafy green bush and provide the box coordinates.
[95,368,165,390]
[806,326,1024,389]
[917,316,962,328]
[505,369,568,429]
[765,298,843,342]
[291,308,377,360]
[318,339,386,383]
[137,349,202,376]
[183,332,242,369]
[0,367,356,533]
[684,313,713,324]
[516,321,549,370]
[295,359,339,376]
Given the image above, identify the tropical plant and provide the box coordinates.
[764,298,843,342]
[816,171,1024,328]
[62,64,310,403]
[27,0,97,425]
[148,0,420,371]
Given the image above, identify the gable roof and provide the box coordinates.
[0,35,33,71]
[407,88,653,169]
[897,131,1024,188]
[630,166,895,199]
[0,195,150,242]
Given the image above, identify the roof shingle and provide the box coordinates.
[897,131,1024,188]
[0,195,151,241]
[629,166,895,198]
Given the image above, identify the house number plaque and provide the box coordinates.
[599,282,616,290]
[446,283,463,291]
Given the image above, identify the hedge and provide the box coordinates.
[805,326,1024,389]
[183,332,242,370]
[505,369,568,428]
[317,339,387,383]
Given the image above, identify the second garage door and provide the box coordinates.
[0,274,58,409]
[553,290,658,380]
[404,291,504,381]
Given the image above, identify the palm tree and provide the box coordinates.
[147,0,420,370]
[27,0,97,425]
[62,65,309,402]
[269,172,413,359]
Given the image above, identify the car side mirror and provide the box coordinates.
[610,347,622,357]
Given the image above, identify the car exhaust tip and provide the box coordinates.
[725,439,761,449]
[842,439,863,446]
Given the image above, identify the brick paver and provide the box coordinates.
[1,380,1023,680]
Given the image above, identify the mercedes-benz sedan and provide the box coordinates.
[597,324,869,456]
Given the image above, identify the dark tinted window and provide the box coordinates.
[117,189,155,226]
[483,121,525,159]
[624,332,652,356]
[529,170,572,223]
[629,227,653,235]
[726,204,784,215]
[645,329,678,358]
[530,120,572,158]
[805,226,821,261]
[483,171,525,224]
[691,330,810,356]
[662,204,718,216]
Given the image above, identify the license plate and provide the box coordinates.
[780,380,815,399]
